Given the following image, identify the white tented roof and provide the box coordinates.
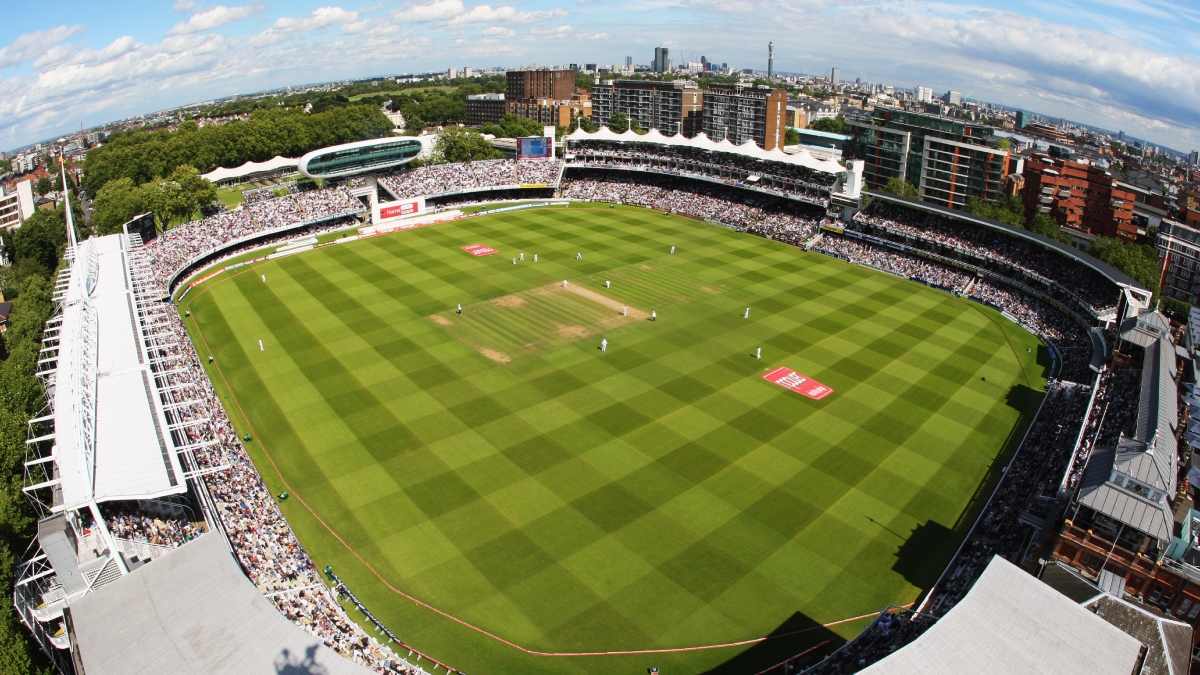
[564,126,849,175]
[53,234,184,509]
[200,156,298,183]
[859,556,1143,675]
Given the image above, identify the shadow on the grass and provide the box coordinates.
[701,612,844,675]
[892,520,957,591]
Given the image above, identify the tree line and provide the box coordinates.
[82,104,394,196]
[0,205,72,675]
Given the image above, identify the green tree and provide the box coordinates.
[965,195,1025,228]
[1027,212,1073,244]
[12,207,67,273]
[1161,296,1191,322]
[480,114,545,139]
[1088,237,1162,297]
[606,112,644,134]
[997,137,1012,150]
[882,177,920,200]
[0,272,57,674]
[34,176,52,196]
[785,128,801,145]
[433,127,504,163]
[0,158,10,174]
[91,177,147,235]
[83,104,393,195]
[808,117,850,134]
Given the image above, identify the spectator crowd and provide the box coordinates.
[125,247,424,675]
[854,203,1119,315]
[380,159,564,200]
[141,187,364,293]
[567,139,838,206]
[564,174,824,238]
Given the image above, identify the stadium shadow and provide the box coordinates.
[275,644,331,675]
[897,383,1043,601]
[701,611,844,675]
[892,520,957,590]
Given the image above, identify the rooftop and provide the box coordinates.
[71,534,372,675]
[859,556,1143,675]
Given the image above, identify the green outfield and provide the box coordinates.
[181,205,1048,675]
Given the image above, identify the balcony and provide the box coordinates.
[1058,189,1072,198]
[1041,186,1054,195]
[1040,196,1054,204]
[1038,206,1052,213]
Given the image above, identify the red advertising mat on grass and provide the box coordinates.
[763,367,833,400]
[461,244,498,256]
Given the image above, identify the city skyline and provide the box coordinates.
[0,0,1197,152]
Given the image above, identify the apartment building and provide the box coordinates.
[465,93,505,126]
[848,107,1010,209]
[1021,153,1137,240]
[590,80,703,136]
[701,83,787,151]
[0,180,35,230]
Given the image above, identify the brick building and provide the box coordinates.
[1021,153,1137,240]
[590,80,703,136]
[505,69,575,104]
[503,70,591,128]
[701,84,787,151]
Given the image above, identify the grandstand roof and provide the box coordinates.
[859,556,1143,675]
[564,126,849,176]
[71,534,373,675]
[199,156,299,184]
[1079,337,1178,541]
[865,191,1149,294]
[54,234,185,510]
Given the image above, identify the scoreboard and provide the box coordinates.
[517,136,553,159]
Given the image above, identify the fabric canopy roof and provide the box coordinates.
[564,126,848,175]
[200,156,299,183]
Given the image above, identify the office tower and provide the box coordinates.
[654,47,669,73]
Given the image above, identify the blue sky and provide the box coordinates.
[1,0,1197,152]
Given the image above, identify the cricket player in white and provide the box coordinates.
[601,339,608,352]
[744,307,750,319]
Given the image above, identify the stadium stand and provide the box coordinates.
[378,159,565,202]
[141,185,365,295]
[15,201,427,673]
[14,140,1175,674]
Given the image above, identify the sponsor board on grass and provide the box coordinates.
[763,366,833,400]
[461,244,498,257]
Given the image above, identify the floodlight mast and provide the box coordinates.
[61,155,79,252]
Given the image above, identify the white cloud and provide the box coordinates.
[530,24,572,36]
[579,31,609,40]
[393,0,468,23]
[448,5,568,25]
[172,0,197,11]
[482,26,516,37]
[0,25,85,70]
[250,7,361,46]
[167,3,265,36]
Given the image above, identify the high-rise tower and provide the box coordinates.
[767,42,774,79]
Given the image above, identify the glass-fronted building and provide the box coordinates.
[298,137,429,179]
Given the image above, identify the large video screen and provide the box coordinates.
[517,136,552,159]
